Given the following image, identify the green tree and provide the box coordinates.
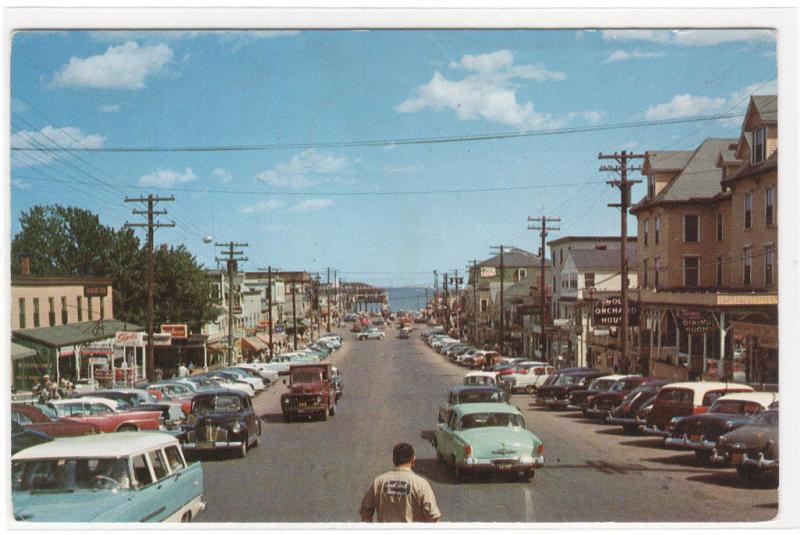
[11,204,218,330]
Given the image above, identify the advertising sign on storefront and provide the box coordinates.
[115,331,143,347]
[592,295,639,327]
[146,333,172,346]
[480,267,497,278]
[161,324,188,339]
[680,311,714,334]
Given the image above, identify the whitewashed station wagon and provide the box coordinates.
[12,432,205,522]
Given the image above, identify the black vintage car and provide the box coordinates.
[181,389,261,458]
[536,370,604,409]
[438,385,509,424]
[566,375,624,411]
[665,392,777,464]
[608,380,672,433]
[11,420,52,455]
[715,409,778,483]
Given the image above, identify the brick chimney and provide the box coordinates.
[20,255,30,276]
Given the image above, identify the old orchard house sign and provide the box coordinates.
[592,295,639,327]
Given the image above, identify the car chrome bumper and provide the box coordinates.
[607,415,637,425]
[584,407,611,418]
[566,404,582,411]
[460,455,545,471]
[182,440,244,450]
[643,425,670,437]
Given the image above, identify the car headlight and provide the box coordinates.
[231,422,242,433]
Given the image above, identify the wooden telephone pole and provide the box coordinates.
[528,216,560,363]
[468,260,479,344]
[600,150,644,374]
[258,266,280,361]
[124,194,175,382]
[489,246,506,353]
[215,242,248,366]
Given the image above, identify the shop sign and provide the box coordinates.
[480,267,497,278]
[115,331,143,347]
[83,284,108,298]
[146,333,172,346]
[58,345,76,358]
[161,324,188,339]
[82,342,114,356]
[680,311,714,334]
[730,321,778,350]
[592,295,639,327]
[87,356,107,366]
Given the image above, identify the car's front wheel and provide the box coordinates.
[237,439,247,458]
[451,455,462,480]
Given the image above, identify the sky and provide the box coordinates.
[9,29,777,287]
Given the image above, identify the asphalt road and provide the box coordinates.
[198,326,778,523]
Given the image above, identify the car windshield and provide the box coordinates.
[193,395,242,414]
[13,458,131,492]
[753,411,778,426]
[292,372,323,384]
[610,380,633,392]
[710,400,763,415]
[458,391,507,403]
[465,376,494,385]
[459,412,524,430]
[590,379,615,391]
[33,404,58,420]
[555,374,581,386]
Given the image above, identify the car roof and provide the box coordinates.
[191,388,250,399]
[661,381,753,393]
[49,397,118,409]
[12,431,179,461]
[716,391,778,406]
[451,385,504,393]
[465,371,496,378]
[594,374,628,382]
[452,403,522,416]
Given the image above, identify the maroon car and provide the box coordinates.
[607,380,672,433]
[11,403,99,437]
[582,376,654,419]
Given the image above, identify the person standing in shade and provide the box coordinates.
[359,443,441,523]
[187,361,194,374]
[177,362,189,378]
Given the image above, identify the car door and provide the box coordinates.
[125,452,163,522]
[242,396,257,443]
[162,445,199,517]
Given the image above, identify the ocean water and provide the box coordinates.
[386,287,432,314]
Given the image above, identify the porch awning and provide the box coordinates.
[241,336,269,352]
[11,342,36,361]
[256,333,287,346]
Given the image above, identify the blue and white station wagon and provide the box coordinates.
[12,432,205,522]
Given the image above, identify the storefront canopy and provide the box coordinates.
[11,342,36,361]
[13,319,143,348]
[241,336,269,352]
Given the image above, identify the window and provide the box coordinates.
[743,247,752,286]
[744,193,752,229]
[752,127,766,164]
[48,297,56,327]
[76,296,82,322]
[683,214,699,243]
[480,299,488,313]
[100,296,105,320]
[61,297,68,325]
[716,256,723,287]
[717,213,723,242]
[33,298,40,328]
[643,260,649,288]
[87,297,93,321]
[765,245,774,286]
[559,249,563,266]
[655,216,661,244]
[131,455,153,488]
[570,273,578,289]
[90,404,113,415]
[584,272,595,288]
[148,450,169,481]
[684,257,699,287]
[765,187,774,226]
[654,258,660,288]
[18,298,25,329]
[164,446,185,472]
[643,220,649,246]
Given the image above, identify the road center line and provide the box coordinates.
[523,487,535,522]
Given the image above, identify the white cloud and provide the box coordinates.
[51,41,173,90]
[100,104,120,112]
[641,79,777,122]
[397,49,598,129]
[255,149,357,188]
[602,29,775,47]
[138,167,196,188]
[10,125,105,167]
[212,167,233,184]
[604,49,665,63]
[237,199,282,214]
[567,110,603,124]
[290,199,333,212]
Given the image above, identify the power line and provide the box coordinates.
[10,112,747,153]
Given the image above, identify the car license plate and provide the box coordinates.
[732,453,744,464]
[690,434,702,443]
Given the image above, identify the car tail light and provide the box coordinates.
[464,444,472,456]
[693,406,708,415]
[536,443,544,455]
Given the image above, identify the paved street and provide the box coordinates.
[198,327,778,523]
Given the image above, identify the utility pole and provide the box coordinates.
[291,282,299,350]
[215,242,248,366]
[433,270,439,323]
[450,270,463,337]
[124,194,175,383]
[326,267,332,333]
[489,246,506,353]
[600,150,644,374]
[468,260,479,345]
[258,266,280,361]
[528,216,560,363]
[443,271,449,332]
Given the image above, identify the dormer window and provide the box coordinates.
[753,126,766,164]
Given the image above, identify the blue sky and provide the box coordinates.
[10,29,776,286]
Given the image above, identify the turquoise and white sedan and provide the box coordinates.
[433,403,544,481]
[12,432,205,522]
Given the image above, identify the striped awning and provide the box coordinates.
[241,336,269,352]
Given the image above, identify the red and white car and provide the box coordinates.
[48,397,162,433]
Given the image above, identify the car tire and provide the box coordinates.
[695,449,713,465]
[329,404,336,417]
[323,407,330,421]
[736,464,761,484]
[433,439,444,464]
[451,455,462,480]
[237,440,247,458]
[622,424,639,434]
[181,511,192,523]
[282,413,291,423]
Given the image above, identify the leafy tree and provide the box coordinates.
[11,204,218,330]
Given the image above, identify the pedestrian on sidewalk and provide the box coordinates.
[359,443,441,523]
[178,362,189,378]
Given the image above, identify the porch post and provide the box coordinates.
[656,310,662,361]
[703,333,708,373]
[718,311,726,379]
[648,310,655,376]
[688,333,693,374]
[203,343,208,372]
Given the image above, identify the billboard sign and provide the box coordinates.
[161,324,188,339]
[592,295,639,327]
[115,331,143,347]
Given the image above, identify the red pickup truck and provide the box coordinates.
[280,363,337,422]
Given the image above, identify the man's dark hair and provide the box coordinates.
[392,443,415,466]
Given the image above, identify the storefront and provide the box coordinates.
[730,320,778,385]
